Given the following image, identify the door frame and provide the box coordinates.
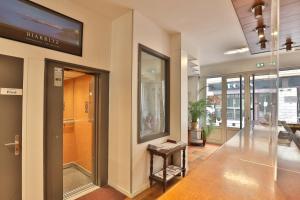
[44,59,109,199]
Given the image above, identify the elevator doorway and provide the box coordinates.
[63,70,95,197]
[44,60,109,200]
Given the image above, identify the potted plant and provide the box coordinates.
[200,97,218,146]
[189,99,206,130]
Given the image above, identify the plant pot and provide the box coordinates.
[203,138,206,147]
[191,122,198,130]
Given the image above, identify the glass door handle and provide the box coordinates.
[4,135,20,156]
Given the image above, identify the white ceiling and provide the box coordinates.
[115,0,257,66]
[76,0,266,66]
[72,0,129,20]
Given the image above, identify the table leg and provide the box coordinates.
[163,157,167,192]
[182,149,186,177]
[150,153,153,186]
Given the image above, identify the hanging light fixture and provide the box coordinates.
[251,0,265,19]
[254,18,267,39]
[258,38,268,49]
[285,38,294,51]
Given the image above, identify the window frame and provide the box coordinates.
[137,44,170,144]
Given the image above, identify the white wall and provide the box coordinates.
[0,1,112,199]
[109,11,133,196]
[0,1,192,198]
[180,50,188,143]
[130,13,191,196]
[131,11,172,196]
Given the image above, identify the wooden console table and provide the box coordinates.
[147,140,187,192]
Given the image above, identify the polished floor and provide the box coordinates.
[130,144,220,200]
[188,144,221,170]
[159,126,300,200]
[75,144,219,200]
[63,166,92,194]
[277,126,300,173]
[75,126,300,199]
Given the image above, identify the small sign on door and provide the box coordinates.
[0,88,23,96]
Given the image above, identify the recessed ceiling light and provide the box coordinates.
[224,47,249,55]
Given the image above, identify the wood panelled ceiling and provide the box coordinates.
[232,0,300,54]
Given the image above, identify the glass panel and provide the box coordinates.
[250,76,254,122]
[253,74,277,126]
[241,77,245,128]
[139,51,166,139]
[226,77,243,128]
[206,77,222,126]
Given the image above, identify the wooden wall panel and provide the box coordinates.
[63,75,93,173]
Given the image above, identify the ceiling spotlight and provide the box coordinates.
[258,38,268,49]
[251,0,265,19]
[285,38,294,51]
[224,47,249,55]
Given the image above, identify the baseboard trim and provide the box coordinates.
[108,181,132,198]
[131,182,150,198]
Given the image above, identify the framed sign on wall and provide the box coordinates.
[0,0,83,56]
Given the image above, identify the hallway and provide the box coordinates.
[76,144,220,200]
[159,127,300,200]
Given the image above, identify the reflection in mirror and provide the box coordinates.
[138,44,170,143]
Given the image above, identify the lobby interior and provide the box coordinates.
[1,0,300,200]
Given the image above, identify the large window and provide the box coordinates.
[252,74,277,125]
[138,44,170,143]
[206,77,222,126]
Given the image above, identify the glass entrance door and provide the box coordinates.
[225,76,245,141]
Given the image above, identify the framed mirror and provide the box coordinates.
[138,44,170,144]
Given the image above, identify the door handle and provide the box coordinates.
[4,135,20,156]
